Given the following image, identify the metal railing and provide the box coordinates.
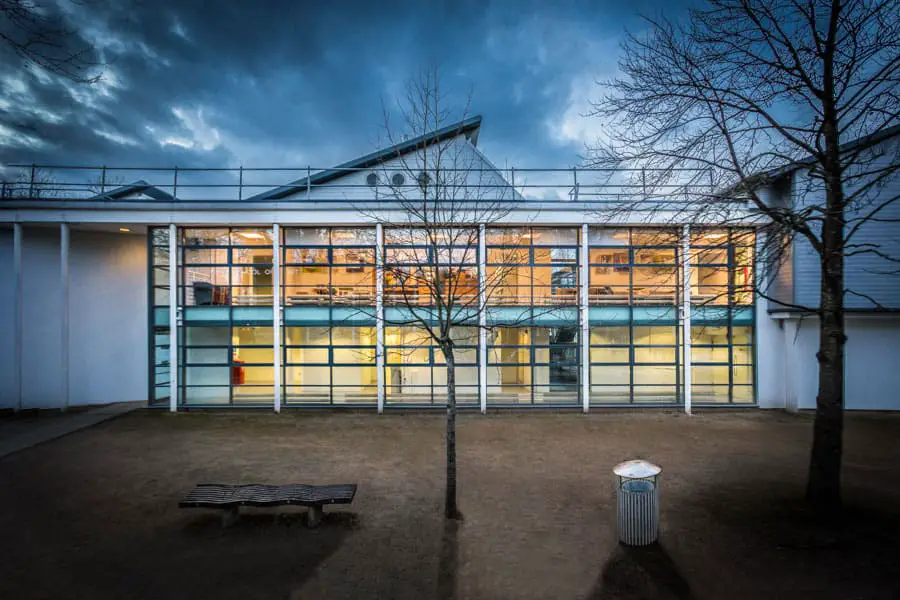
[0,164,736,204]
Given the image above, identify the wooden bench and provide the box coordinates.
[179,483,357,527]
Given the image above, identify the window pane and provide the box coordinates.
[284,248,329,264]
[185,248,228,264]
[486,227,529,245]
[634,347,676,363]
[691,326,729,344]
[590,347,629,363]
[284,365,330,386]
[633,326,676,345]
[591,365,630,385]
[633,365,676,385]
[285,348,329,364]
[331,228,375,245]
[185,365,230,385]
[631,229,678,246]
[183,228,229,246]
[692,365,729,385]
[332,248,375,264]
[232,247,273,264]
[588,228,630,246]
[284,228,330,245]
[531,228,578,245]
[231,228,272,245]
[634,248,676,264]
[236,347,274,364]
[285,327,330,345]
[733,365,753,385]
[590,327,630,345]
[333,348,376,364]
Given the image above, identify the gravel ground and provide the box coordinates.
[1,409,898,600]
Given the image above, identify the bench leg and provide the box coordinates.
[307,505,323,528]
[222,507,240,528]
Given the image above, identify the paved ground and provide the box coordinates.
[0,402,142,459]
[0,410,898,600]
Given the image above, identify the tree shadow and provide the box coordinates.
[436,518,460,600]
[584,542,696,600]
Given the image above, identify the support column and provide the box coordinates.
[478,224,487,414]
[13,223,23,411]
[168,224,178,412]
[375,223,385,413]
[60,223,70,411]
[682,224,692,415]
[581,223,590,413]
[273,224,281,413]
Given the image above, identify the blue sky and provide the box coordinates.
[0,0,691,176]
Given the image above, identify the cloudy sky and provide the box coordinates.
[0,0,690,178]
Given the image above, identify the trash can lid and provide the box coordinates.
[614,460,662,479]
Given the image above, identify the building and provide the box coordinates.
[1,117,898,412]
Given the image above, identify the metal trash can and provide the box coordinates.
[614,460,661,546]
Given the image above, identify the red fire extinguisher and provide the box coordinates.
[231,357,245,385]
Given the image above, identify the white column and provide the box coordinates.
[375,223,385,413]
[13,223,23,411]
[682,224,692,415]
[272,224,282,413]
[168,224,178,413]
[581,223,590,413]
[60,223,70,411]
[478,224,487,414]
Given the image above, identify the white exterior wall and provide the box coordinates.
[0,226,147,409]
[758,309,900,411]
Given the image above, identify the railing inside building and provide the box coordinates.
[0,165,738,204]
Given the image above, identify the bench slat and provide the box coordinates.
[179,483,357,508]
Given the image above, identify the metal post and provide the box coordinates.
[478,224,487,414]
[168,224,178,412]
[306,166,311,201]
[172,167,179,201]
[273,224,281,413]
[682,224,692,415]
[13,223,23,411]
[100,166,107,195]
[238,166,243,201]
[60,223,70,411]
[375,223,385,413]
[572,167,579,202]
[581,223,590,413]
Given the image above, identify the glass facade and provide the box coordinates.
[151,225,756,409]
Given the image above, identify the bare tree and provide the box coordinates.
[360,68,546,519]
[587,0,900,510]
[1,0,100,82]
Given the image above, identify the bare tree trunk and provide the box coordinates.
[443,346,461,520]
[807,122,846,510]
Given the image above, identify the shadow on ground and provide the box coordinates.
[585,543,695,600]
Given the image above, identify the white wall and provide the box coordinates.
[759,312,900,411]
[0,226,147,409]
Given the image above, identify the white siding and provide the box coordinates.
[790,136,900,309]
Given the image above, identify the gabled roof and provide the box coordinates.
[91,180,174,201]
[248,115,483,201]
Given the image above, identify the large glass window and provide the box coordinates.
[181,227,274,306]
[282,227,376,306]
[691,324,754,403]
[284,325,378,404]
[487,325,579,405]
[588,228,679,306]
[690,228,755,306]
[148,227,170,406]
[385,326,479,405]
[486,227,580,306]
[383,228,478,307]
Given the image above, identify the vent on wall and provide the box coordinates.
[366,173,378,187]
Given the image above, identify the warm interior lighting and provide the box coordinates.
[236,231,265,239]
[119,228,131,232]
[705,233,726,240]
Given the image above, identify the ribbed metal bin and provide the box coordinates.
[614,460,661,546]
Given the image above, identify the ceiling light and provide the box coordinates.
[119,228,131,232]
[236,231,265,239]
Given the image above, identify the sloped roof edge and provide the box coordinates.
[248,115,483,201]
[90,179,175,201]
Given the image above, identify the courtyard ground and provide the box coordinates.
[0,410,898,600]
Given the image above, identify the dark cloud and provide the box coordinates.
[0,0,689,183]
